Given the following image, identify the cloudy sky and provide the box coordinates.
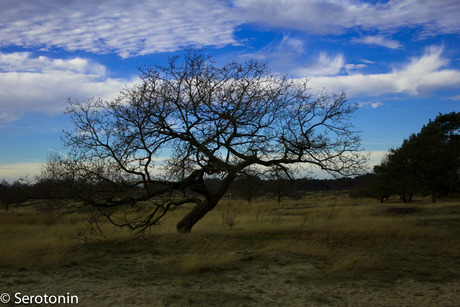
[1,0,460,182]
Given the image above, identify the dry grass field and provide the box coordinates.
[1,193,460,306]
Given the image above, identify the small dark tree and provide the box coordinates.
[0,180,11,210]
[0,178,32,210]
[373,146,419,203]
[52,49,367,233]
[233,172,261,203]
[267,166,293,204]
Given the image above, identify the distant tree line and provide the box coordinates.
[0,173,368,211]
[0,175,73,211]
[226,175,366,203]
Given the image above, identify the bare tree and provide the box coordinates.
[54,49,367,233]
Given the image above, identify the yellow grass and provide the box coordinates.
[1,195,457,263]
[1,194,460,305]
[0,206,133,267]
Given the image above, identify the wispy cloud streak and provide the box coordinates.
[353,35,402,49]
[306,46,460,97]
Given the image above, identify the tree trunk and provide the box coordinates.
[432,184,437,203]
[176,199,218,233]
[400,193,407,203]
[177,172,237,233]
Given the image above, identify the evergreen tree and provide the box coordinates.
[372,112,460,202]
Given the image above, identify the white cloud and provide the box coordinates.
[234,0,364,34]
[358,102,384,109]
[0,0,241,58]
[367,151,388,169]
[448,95,460,101]
[353,35,402,49]
[295,52,345,77]
[234,0,460,36]
[306,46,460,97]
[240,34,310,75]
[242,35,305,61]
[0,52,130,124]
[345,63,367,73]
[0,52,106,75]
[360,59,375,65]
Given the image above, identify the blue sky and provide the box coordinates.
[1,0,460,182]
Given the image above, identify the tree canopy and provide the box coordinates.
[48,49,367,233]
[371,112,460,202]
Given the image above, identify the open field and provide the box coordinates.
[1,193,460,306]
